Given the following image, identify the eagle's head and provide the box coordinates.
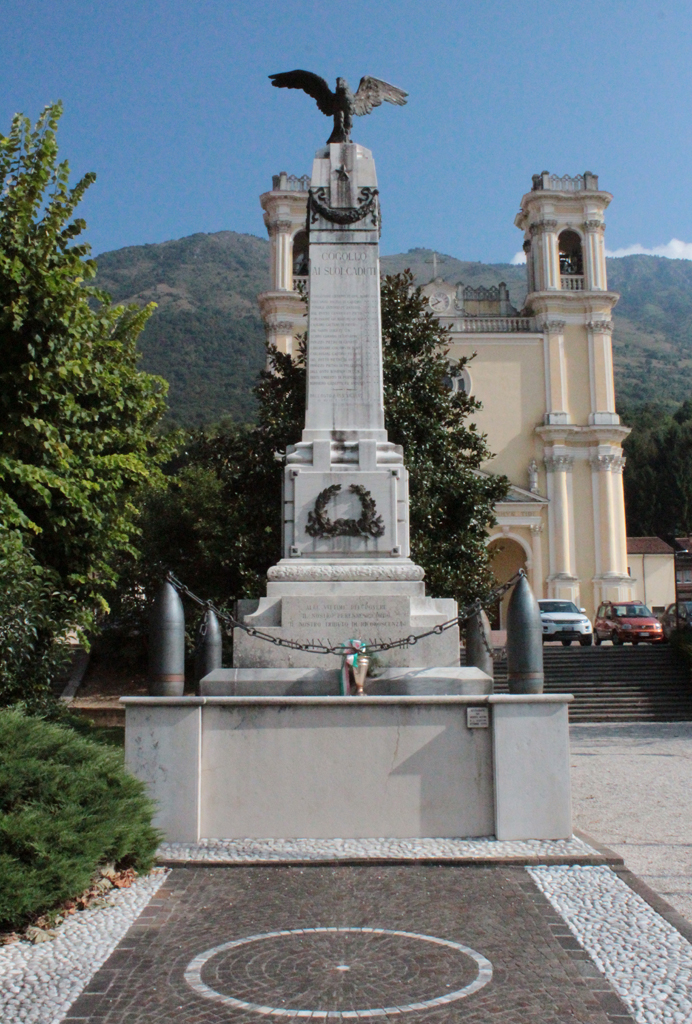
[335,77,349,94]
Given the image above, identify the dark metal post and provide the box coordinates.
[195,608,223,687]
[465,606,494,683]
[506,572,544,694]
[148,581,185,696]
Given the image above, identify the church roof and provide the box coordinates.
[627,537,674,554]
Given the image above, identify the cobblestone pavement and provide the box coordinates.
[570,723,692,924]
[62,865,635,1023]
[157,835,597,864]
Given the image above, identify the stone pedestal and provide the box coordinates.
[235,141,458,668]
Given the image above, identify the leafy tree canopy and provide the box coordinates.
[622,400,692,540]
[0,103,171,700]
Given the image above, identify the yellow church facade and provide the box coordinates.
[258,170,633,622]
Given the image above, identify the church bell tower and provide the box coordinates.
[515,172,633,607]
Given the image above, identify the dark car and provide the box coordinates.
[660,601,692,640]
[594,601,664,645]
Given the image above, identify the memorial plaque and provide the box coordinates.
[282,595,411,633]
[466,707,490,729]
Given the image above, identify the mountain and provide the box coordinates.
[95,231,271,426]
[94,236,692,425]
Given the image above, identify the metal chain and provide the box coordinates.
[166,570,523,657]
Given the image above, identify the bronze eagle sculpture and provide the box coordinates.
[269,71,408,144]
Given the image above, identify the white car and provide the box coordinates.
[538,600,593,646]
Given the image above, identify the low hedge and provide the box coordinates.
[0,709,160,931]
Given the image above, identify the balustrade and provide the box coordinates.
[560,275,584,291]
[272,172,311,192]
[453,317,538,333]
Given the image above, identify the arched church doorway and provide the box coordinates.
[487,537,528,629]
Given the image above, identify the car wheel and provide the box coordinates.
[594,632,602,646]
[580,635,593,646]
[612,632,623,646]
[561,639,572,646]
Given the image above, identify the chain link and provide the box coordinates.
[166,569,523,657]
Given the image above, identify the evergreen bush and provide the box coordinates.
[0,709,160,930]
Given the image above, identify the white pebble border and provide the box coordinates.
[528,865,692,1024]
[0,868,168,1024]
[157,835,597,862]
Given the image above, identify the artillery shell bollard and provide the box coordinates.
[148,581,185,696]
[506,572,544,694]
[465,607,494,682]
[194,608,223,688]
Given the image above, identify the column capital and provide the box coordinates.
[529,523,544,535]
[265,318,295,333]
[545,454,574,472]
[530,218,558,236]
[543,319,566,334]
[267,219,294,237]
[590,452,626,473]
[583,219,606,233]
[586,319,614,334]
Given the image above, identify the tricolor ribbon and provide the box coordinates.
[340,638,367,695]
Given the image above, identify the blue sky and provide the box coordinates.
[2,0,692,263]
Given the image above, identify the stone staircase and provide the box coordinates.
[491,646,692,722]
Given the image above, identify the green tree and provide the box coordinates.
[623,400,692,540]
[0,103,170,700]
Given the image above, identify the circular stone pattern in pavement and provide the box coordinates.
[184,926,493,1018]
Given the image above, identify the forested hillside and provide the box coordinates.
[95,236,692,425]
[95,231,270,425]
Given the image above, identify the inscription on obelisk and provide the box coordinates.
[306,245,383,432]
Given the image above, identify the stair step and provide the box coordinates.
[475,645,692,722]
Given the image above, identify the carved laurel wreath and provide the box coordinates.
[308,186,379,226]
[306,483,385,539]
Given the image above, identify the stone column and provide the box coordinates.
[543,320,569,424]
[583,219,607,291]
[587,319,617,424]
[265,317,295,358]
[531,219,559,290]
[268,219,295,292]
[545,454,578,600]
[590,452,631,599]
[530,524,544,599]
[524,239,535,294]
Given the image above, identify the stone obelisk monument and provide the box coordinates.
[234,76,459,668]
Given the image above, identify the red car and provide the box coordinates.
[594,601,664,645]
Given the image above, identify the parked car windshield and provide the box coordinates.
[539,601,581,614]
[612,604,653,618]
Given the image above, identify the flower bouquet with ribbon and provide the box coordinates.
[340,639,370,696]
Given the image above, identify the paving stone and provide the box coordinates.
[59,865,634,1023]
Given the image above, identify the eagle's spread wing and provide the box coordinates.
[352,77,408,116]
[269,71,335,116]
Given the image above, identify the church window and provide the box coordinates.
[558,230,584,276]
[443,367,472,396]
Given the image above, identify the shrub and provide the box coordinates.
[0,709,160,930]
